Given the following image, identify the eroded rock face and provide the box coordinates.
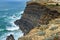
[6,34,15,40]
[14,2,60,35]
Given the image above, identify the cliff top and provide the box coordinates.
[28,0,60,5]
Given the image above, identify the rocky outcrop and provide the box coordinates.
[14,2,60,35]
[6,34,15,40]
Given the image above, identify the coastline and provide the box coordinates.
[17,1,60,40]
[6,0,60,40]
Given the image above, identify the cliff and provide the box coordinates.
[14,2,60,35]
[18,18,60,40]
[5,0,60,40]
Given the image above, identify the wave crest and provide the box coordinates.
[6,26,19,31]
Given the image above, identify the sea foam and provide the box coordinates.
[6,11,24,31]
[0,11,24,40]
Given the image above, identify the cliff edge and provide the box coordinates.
[14,2,60,35]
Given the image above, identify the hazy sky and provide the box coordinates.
[0,0,29,2]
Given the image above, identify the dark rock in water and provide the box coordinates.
[6,34,15,40]
[14,2,60,35]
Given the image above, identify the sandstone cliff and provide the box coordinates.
[14,2,60,36]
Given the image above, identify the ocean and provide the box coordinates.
[0,1,27,40]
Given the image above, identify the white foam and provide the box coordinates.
[15,11,24,19]
[0,31,23,40]
[6,20,19,31]
[0,32,14,40]
[0,11,24,40]
[6,11,24,31]
[20,11,24,14]
[8,11,24,20]
[6,26,19,31]
[7,32,14,36]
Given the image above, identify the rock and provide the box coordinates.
[14,2,60,35]
[6,34,15,40]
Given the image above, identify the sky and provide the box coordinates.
[0,0,30,2]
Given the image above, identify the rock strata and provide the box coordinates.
[14,2,60,35]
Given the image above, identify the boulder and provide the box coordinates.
[6,34,15,40]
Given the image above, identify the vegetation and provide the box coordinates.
[38,31,46,36]
[49,27,58,31]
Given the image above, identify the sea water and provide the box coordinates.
[0,1,27,40]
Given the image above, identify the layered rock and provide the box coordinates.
[18,18,60,40]
[14,2,60,35]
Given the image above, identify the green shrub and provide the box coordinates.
[44,36,54,40]
[49,27,58,31]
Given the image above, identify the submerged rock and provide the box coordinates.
[6,34,15,40]
[14,2,60,35]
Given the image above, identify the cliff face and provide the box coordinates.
[14,2,60,35]
[18,18,60,40]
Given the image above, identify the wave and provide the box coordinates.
[0,11,24,32]
[0,27,19,32]
[15,11,24,19]
[0,31,23,40]
[6,11,24,31]
[0,32,14,40]
[8,11,24,20]
[0,10,24,40]
[6,26,19,31]
[6,17,19,31]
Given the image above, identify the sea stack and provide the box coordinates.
[6,34,15,40]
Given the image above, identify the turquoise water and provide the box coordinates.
[0,1,27,40]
